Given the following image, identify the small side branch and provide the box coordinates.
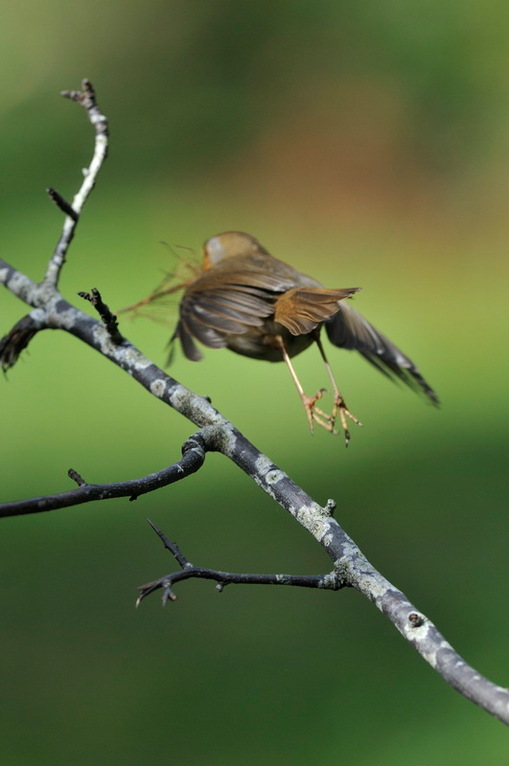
[44,79,108,287]
[137,520,343,606]
[0,80,109,372]
[78,288,124,344]
[0,433,207,518]
[47,187,78,221]
[137,518,509,725]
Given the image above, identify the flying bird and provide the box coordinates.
[123,231,439,444]
[166,231,438,442]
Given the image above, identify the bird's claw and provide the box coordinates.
[302,390,362,445]
[302,390,331,433]
[332,394,363,446]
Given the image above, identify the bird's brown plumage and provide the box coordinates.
[170,230,438,409]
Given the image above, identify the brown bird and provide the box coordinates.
[164,231,438,442]
[120,231,437,440]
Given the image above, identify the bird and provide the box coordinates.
[165,231,438,443]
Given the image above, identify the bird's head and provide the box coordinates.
[202,231,268,268]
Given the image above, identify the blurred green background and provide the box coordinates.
[1,1,508,764]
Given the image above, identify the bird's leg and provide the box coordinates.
[275,336,335,434]
[313,333,362,445]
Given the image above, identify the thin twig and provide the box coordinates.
[78,287,124,344]
[46,187,78,221]
[0,433,207,518]
[44,79,108,287]
[137,520,342,606]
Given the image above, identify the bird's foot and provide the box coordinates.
[331,394,363,446]
[302,389,343,436]
[301,389,362,445]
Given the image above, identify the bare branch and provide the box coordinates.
[44,79,108,287]
[0,80,108,370]
[1,81,509,726]
[135,519,509,724]
[0,433,207,518]
[136,520,342,606]
[68,468,87,487]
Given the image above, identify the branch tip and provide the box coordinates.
[82,78,95,95]
[45,79,107,286]
[145,519,189,568]
[68,468,86,487]
[46,187,78,221]
[162,587,178,605]
[60,79,96,105]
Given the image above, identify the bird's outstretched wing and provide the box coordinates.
[171,256,357,362]
[172,284,274,361]
[326,302,439,405]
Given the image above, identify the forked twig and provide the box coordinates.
[137,519,339,606]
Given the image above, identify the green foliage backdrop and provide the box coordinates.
[1,2,508,764]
